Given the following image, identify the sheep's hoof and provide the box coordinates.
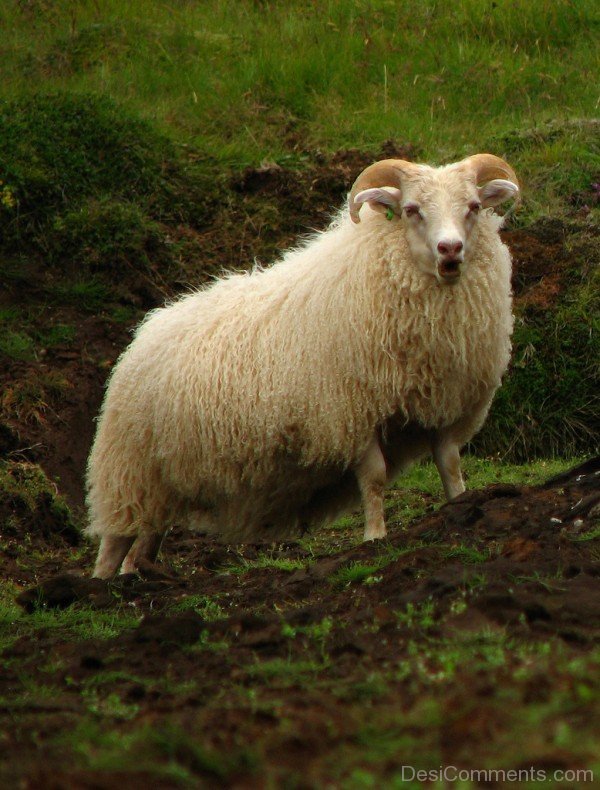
[363,526,387,541]
[121,558,178,582]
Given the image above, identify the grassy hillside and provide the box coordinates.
[1,0,598,165]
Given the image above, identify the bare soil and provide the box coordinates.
[1,458,599,786]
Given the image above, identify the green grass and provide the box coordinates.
[49,278,111,310]
[571,525,600,543]
[282,616,334,643]
[51,721,257,784]
[443,546,491,564]
[397,455,585,493]
[1,603,139,646]
[479,257,600,459]
[302,455,584,559]
[326,636,600,784]
[168,594,226,621]
[0,0,597,167]
[0,328,36,361]
[0,92,213,268]
[246,657,328,683]
[222,555,310,575]
[0,596,139,662]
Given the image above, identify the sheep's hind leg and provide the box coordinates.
[356,436,388,541]
[121,525,167,574]
[93,534,135,579]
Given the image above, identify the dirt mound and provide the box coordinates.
[0,460,79,547]
[18,457,600,642]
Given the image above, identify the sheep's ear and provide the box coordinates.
[352,187,402,218]
[479,179,519,207]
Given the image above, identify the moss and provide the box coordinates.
[476,254,599,460]
[0,460,79,545]
[0,92,216,276]
[49,278,110,310]
[0,329,36,361]
[50,198,166,273]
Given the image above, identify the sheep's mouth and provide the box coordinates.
[438,259,462,282]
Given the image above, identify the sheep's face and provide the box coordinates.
[398,167,489,285]
[351,157,519,286]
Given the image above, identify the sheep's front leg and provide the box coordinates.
[356,436,388,541]
[432,437,465,501]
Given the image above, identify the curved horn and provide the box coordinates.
[466,153,519,190]
[349,159,416,223]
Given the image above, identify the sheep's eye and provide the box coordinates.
[403,204,422,219]
[468,201,482,215]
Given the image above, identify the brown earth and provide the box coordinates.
[0,458,599,786]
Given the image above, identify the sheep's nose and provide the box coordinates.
[437,240,463,256]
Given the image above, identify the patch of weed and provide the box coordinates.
[571,525,600,542]
[0,92,216,298]
[50,277,110,310]
[168,594,225,621]
[0,460,76,541]
[330,543,425,588]
[282,616,333,641]
[6,604,139,646]
[443,546,491,564]
[331,561,381,588]
[223,555,309,575]
[81,688,140,721]
[36,323,76,348]
[395,601,437,631]
[0,329,36,361]
[51,197,166,273]
[247,657,327,683]
[477,252,600,460]
[55,720,254,784]
[1,369,72,426]
[108,304,140,324]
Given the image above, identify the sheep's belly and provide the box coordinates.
[185,460,359,542]
[183,421,435,542]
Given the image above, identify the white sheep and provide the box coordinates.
[86,153,519,578]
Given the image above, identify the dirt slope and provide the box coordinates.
[1,458,598,786]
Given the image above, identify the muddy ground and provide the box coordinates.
[0,457,598,787]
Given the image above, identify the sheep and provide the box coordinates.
[86,153,519,579]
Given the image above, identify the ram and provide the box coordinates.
[87,154,519,578]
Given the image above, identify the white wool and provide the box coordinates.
[86,200,513,541]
